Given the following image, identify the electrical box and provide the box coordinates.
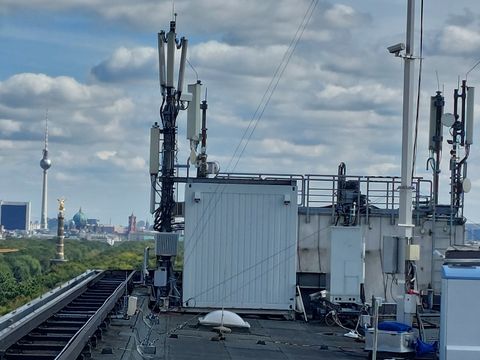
[127,296,138,316]
[406,244,420,261]
[382,236,398,274]
[404,293,417,314]
[328,226,365,303]
[365,329,415,354]
[155,232,179,256]
[154,267,168,287]
[440,265,480,360]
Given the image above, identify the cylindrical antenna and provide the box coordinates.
[166,27,176,88]
[428,96,435,151]
[466,86,475,145]
[177,37,188,94]
[158,32,166,90]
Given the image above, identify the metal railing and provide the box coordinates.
[174,170,432,224]
[303,174,432,224]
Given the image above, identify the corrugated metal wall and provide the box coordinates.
[183,182,298,310]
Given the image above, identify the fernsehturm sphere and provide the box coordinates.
[40,116,51,230]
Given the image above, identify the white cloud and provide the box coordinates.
[190,41,289,77]
[0,140,15,149]
[0,73,120,108]
[95,150,146,171]
[91,47,157,82]
[313,83,400,112]
[0,119,21,134]
[438,26,480,55]
[324,4,369,28]
[256,138,328,158]
[96,150,117,160]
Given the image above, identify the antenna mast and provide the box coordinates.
[397,0,415,325]
[149,17,188,309]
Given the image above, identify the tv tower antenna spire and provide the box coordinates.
[40,110,52,230]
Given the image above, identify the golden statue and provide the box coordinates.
[57,198,65,213]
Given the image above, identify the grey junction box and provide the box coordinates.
[155,232,179,256]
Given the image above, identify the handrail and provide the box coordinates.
[55,270,136,360]
[172,170,433,218]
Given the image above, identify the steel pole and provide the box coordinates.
[397,0,415,324]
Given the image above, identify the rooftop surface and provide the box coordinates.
[93,287,371,360]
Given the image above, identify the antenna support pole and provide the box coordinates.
[397,0,415,325]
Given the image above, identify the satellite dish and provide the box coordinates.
[462,178,472,193]
[441,113,455,127]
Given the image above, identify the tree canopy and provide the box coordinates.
[0,238,158,315]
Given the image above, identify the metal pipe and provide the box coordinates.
[372,296,379,360]
[461,80,467,146]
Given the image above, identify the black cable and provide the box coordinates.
[181,1,319,265]
[232,0,318,172]
[224,0,318,173]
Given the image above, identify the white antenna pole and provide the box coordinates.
[177,38,188,94]
[166,24,176,88]
[44,109,49,151]
[158,32,166,90]
[397,0,415,324]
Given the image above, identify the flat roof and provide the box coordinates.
[93,287,368,360]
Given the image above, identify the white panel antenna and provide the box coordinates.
[187,82,202,141]
[466,86,475,145]
[158,32,166,90]
[166,29,176,88]
[149,124,160,214]
[177,38,188,94]
[150,125,160,175]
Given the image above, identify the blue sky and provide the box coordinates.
[1,0,480,226]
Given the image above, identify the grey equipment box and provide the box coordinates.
[155,232,179,256]
[365,328,416,354]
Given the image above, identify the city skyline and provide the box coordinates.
[1,1,480,225]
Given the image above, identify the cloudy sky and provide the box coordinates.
[1,0,480,226]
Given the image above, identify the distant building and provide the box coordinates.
[87,218,99,226]
[0,201,31,231]
[128,213,136,234]
[47,217,59,231]
[98,225,115,234]
[72,208,88,229]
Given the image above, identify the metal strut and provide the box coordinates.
[154,88,178,232]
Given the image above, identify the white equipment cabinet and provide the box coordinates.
[440,265,480,360]
[328,226,365,303]
[183,180,298,311]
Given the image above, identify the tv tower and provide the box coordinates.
[40,111,51,230]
